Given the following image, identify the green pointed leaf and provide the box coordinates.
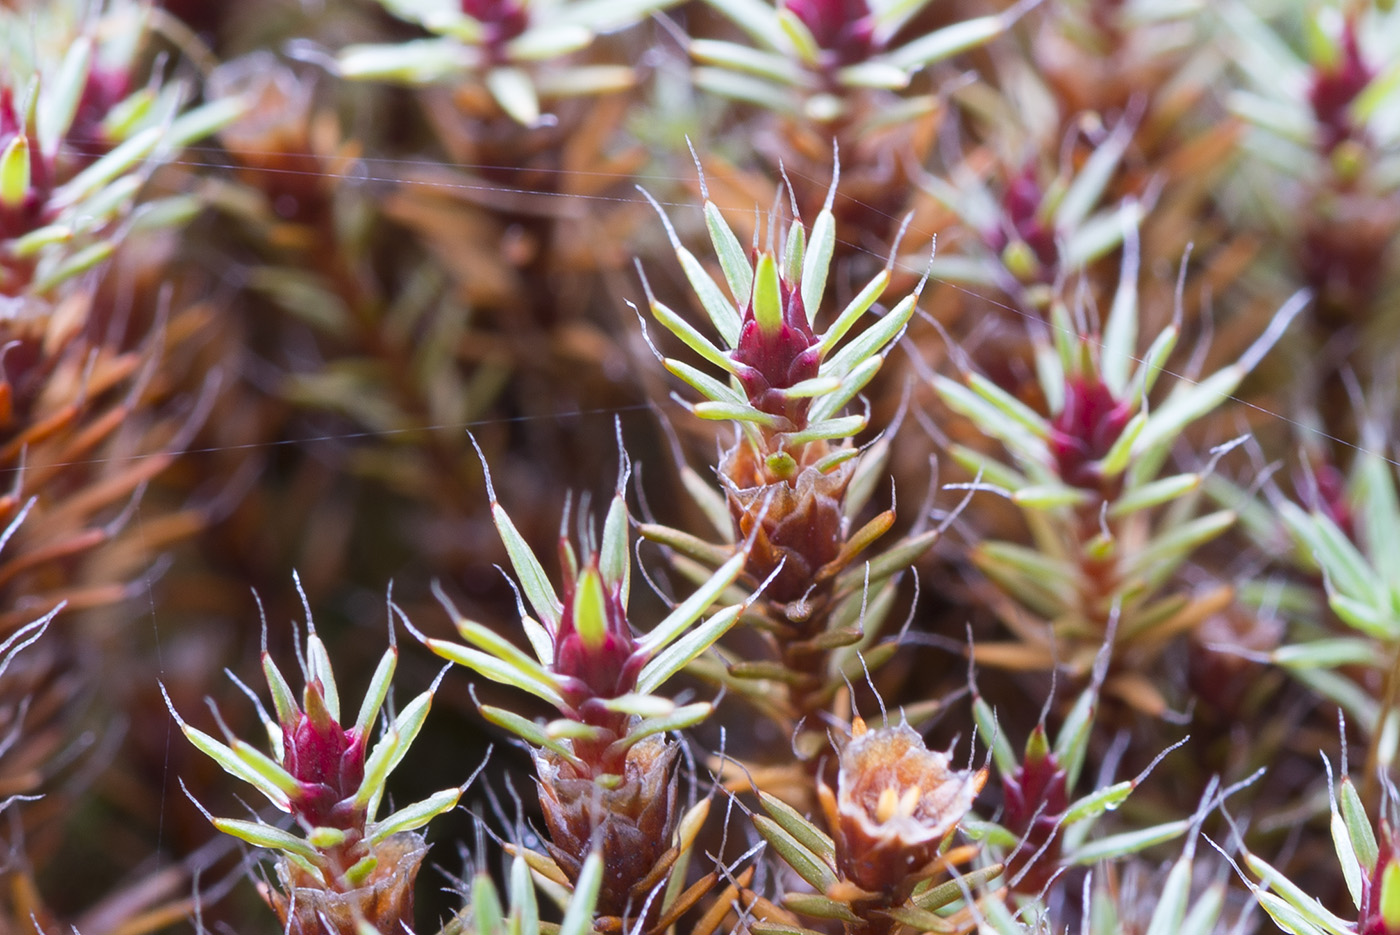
[637,604,744,695]
[1071,818,1190,863]
[753,252,783,335]
[755,816,837,892]
[479,704,585,767]
[1331,807,1363,909]
[759,791,835,860]
[678,246,744,347]
[212,817,318,861]
[354,687,437,811]
[781,894,860,923]
[1062,780,1134,825]
[652,297,741,375]
[573,567,608,650]
[640,547,749,655]
[354,647,399,739]
[1341,777,1379,872]
[559,853,603,935]
[808,355,882,424]
[1144,853,1192,935]
[1109,473,1200,517]
[883,14,1004,70]
[0,134,31,210]
[488,497,562,631]
[472,870,506,935]
[486,67,541,126]
[801,188,836,324]
[819,270,889,356]
[705,200,753,306]
[368,786,461,844]
[606,702,712,757]
[426,640,564,708]
[505,24,592,61]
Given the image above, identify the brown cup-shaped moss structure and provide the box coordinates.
[721,439,854,610]
[820,720,983,896]
[265,833,429,935]
[535,736,679,917]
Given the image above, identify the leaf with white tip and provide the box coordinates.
[489,501,562,632]
[705,201,753,304]
[368,787,461,844]
[818,270,889,355]
[354,687,437,811]
[641,549,749,655]
[883,14,1004,70]
[801,206,836,324]
[354,647,398,739]
[637,604,744,695]
[425,640,565,708]
[650,298,740,372]
[479,705,585,767]
[213,818,319,860]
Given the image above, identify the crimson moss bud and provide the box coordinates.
[1049,375,1135,494]
[1000,725,1069,893]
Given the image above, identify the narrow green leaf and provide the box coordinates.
[558,853,603,935]
[39,38,93,159]
[637,604,743,694]
[573,568,609,650]
[606,702,712,757]
[0,133,31,210]
[212,818,318,860]
[705,200,754,305]
[600,492,631,607]
[505,24,592,61]
[807,355,882,424]
[472,871,506,935]
[354,687,437,810]
[1071,818,1189,863]
[641,548,749,655]
[801,188,837,324]
[759,791,836,860]
[781,894,860,923]
[679,247,743,346]
[1109,473,1200,517]
[883,14,1003,70]
[1062,780,1133,825]
[753,252,783,335]
[368,787,461,844]
[1331,807,1363,909]
[1341,777,1379,872]
[426,640,564,708]
[756,816,837,891]
[354,648,399,739]
[652,299,741,377]
[967,373,1051,439]
[1144,853,1192,935]
[489,498,562,631]
[486,67,541,127]
[780,414,866,446]
[479,705,584,767]
[819,270,889,356]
